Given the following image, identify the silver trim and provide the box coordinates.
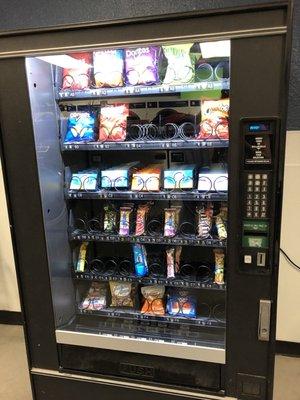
[56,330,225,364]
[31,367,236,399]
[0,26,286,58]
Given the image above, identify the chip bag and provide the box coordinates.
[166,289,196,318]
[162,43,194,84]
[198,99,229,140]
[62,52,92,90]
[125,46,160,86]
[79,282,107,311]
[64,112,95,143]
[109,281,134,307]
[99,104,129,142]
[141,285,165,316]
[93,49,124,88]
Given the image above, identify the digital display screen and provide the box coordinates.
[248,122,270,132]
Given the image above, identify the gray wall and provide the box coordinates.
[0,0,298,128]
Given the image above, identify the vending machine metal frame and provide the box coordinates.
[0,2,292,399]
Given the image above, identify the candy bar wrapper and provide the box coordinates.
[80,282,107,310]
[119,206,133,236]
[164,208,177,237]
[175,246,182,274]
[166,289,196,318]
[64,112,95,143]
[214,249,225,285]
[162,43,194,85]
[62,52,92,90]
[133,244,148,277]
[125,46,160,86]
[198,99,229,140]
[99,104,129,142]
[166,247,175,278]
[196,203,213,239]
[76,242,88,272]
[103,205,117,233]
[135,204,150,236]
[93,49,124,88]
[109,282,134,307]
[215,214,227,240]
[141,285,165,315]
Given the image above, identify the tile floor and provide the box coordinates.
[0,324,299,400]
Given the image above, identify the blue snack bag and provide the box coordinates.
[64,112,96,143]
[133,244,148,277]
[166,289,196,318]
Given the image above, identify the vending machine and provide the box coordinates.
[0,2,292,399]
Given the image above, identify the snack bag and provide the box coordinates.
[109,281,134,307]
[166,289,196,318]
[141,285,165,315]
[135,204,150,236]
[64,112,96,143]
[166,247,175,278]
[133,244,148,277]
[198,99,229,140]
[162,43,194,84]
[62,52,92,90]
[119,205,133,236]
[196,203,213,239]
[76,242,88,272]
[79,282,107,311]
[93,49,124,88]
[214,249,225,285]
[164,208,177,237]
[125,46,160,86]
[175,246,182,274]
[98,104,129,142]
[103,204,117,233]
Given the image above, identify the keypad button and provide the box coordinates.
[254,212,259,218]
[247,206,253,211]
[262,174,268,180]
[255,174,261,179]
[248,174,254,179]
[254,206,260,212]
[255,180,261,186]
[261,212,266,218]
[247,200,252,206]
[248,180,253,186]
[254,187,260,192]
[247,186,253,192]
[261,194,267,200]
[254,200,260,206]
[262,180,268,186]
[254,194,260,200]
[247,193,253,200]
[261,187,267,192]
[261,200,267,206]
[261,206,266,212]
[247,212,253,218]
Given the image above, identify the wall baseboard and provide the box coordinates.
[276,341,300,357]
[0,310,23,325]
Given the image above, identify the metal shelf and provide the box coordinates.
[77,308,226,329]
[61,139,229,152]
[66,189,227,202]
[58,80,230,101]
[73,271,226,291]
[70,231,226,247]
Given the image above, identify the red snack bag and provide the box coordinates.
[99,104,129,142]
[62,52,92,90]
[198,99,229,140]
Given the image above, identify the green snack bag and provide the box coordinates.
[162,43,194,85]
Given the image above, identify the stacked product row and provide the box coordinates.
[76,241,225,284]
[63,99,230,143]
[79,281,223,321]
[70,164,228,192]
[73,202,227,240]
[61,43,230,90]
